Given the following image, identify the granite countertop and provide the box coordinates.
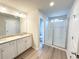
[0,33,32,44]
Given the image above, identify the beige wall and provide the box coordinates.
[26,10,41,49]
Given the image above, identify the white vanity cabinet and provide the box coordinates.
[22,37,28,51]
[22,36,32,51]
[17,36,32,55]
[1,41,17,59]
[0,34,32,59]
[16,38,26,55]
[26,36,32,49]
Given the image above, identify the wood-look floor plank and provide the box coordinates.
[60,50,67,59]
[15,45,67,59]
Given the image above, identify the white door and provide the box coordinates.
[50,19,66,48]
[6,19,19,35]
[69,15,79,59]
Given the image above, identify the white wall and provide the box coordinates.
[20,17,27,33]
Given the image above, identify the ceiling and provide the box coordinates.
[25,0,74,17]
[0,0,74,17]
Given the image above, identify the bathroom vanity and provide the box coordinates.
[0,33,33,59]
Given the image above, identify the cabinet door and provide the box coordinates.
[17,38,25,55]
[22,38,27,50]
[68,15,79,59]
[1,41,17,59]
[9,41,17,58]
[26,36,32,49]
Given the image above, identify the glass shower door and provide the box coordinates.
[51,19,66,48]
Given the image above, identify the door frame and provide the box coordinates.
[39,16,45,47]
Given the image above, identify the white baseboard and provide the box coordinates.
[51,45,66,51]
[32,47,40,50]
[44,42,52,46]
[44,43,66,51]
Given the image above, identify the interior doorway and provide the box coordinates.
[40,17,44,48]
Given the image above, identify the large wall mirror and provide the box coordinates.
[0,12,20,37]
